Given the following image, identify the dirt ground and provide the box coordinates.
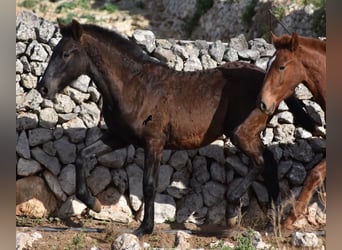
[16,205,325,250]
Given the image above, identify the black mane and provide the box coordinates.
[82,24,161,65]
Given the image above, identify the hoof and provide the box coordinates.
[133,225,153,237]
[92,198,102,213]
[226,216,238,227]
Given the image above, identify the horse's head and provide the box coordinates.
[259,32,305,115]
[38,19,88,99]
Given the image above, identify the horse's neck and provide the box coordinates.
[301,46,326,110]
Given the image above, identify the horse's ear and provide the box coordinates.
[71,19,83,41]
[291,32,299,51]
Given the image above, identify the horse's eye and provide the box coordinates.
[279,65,285,71]
[62,51,71,59]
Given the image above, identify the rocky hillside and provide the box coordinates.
[16,0,326,41]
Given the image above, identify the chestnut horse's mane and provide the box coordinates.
[273,33,326,53]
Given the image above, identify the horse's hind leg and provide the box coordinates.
[283,159,326,229]
[76,132,127,212]
[134,139,164,236]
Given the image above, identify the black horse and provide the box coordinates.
[37,20,318,236]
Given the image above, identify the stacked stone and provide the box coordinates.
[16,11,325,227]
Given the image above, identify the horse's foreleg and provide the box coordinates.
[134,139,164,236]
[283,159,326,229]
[228,108,269,203]
[76,132,126,212]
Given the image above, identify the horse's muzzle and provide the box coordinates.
[259,101,274,115]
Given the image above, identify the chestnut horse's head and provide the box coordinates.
[37,19,88,99]
[259,32,305,115]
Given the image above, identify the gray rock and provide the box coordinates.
[154,194,176,223]
[71,75,91,93]
[58,164,76,195]
[126,163,143,211]
[53,94,76,113]
[278,160,293,179]
[132,29,156,53]
[153,46,176,65]
[87,166,112,195]
[31,147,61,175]
[224,48,239,62]
[201,54,217,69]
[16,22,36,41]
[191,156,210,186]
[85,127,103,146]
[295,83,313,100]
[17,158,42,176]
[238,49,260,61]
[210,162,226,184]
[62,117,87,143]
[37,19,56,43]
[16,59,24,74]
[54,136,76,164]
[79,102,101,128]
[261,127,274,145]
[63,86,90,104]
[16,42,27,56]
[16,131,30,159]
[167,169,190,199]
[39,107,58,128]
[28,41,49,62]
[157,164,173,192]
[277,111,294,124]
[43,170,67,202]
[225,155,248,176]
[112,233,142,250]
[202,181,226,207]
[16,112,39,131]
[57,195,87,218]
[209,40,225,62]
[16,231,42,250]
[98,148,127,168]
[88,86,101,103]
[28,128,53,147]
[169,150,188,170]
[295,127,313,139]
[207,201,227,224]
[30,61,47,76]
[291,231,322,248]
[176,192,204,224]
[183,55,202,71]
[229,34,248,51]
[111,168,128,194]
[290,139,314,163]
[273,124,295,143]
[198,140,225,164]
[16,89,43,111]
[19,55,31,72]
[287,162,307,186]
[89,187,132,224]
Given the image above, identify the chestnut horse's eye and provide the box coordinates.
[279,65,285,71]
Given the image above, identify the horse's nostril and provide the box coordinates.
[260,101,266,112]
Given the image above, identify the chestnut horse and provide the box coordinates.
[259,32,326,229]
[37,20,318,235]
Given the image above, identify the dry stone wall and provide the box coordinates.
[16,11,326,227]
